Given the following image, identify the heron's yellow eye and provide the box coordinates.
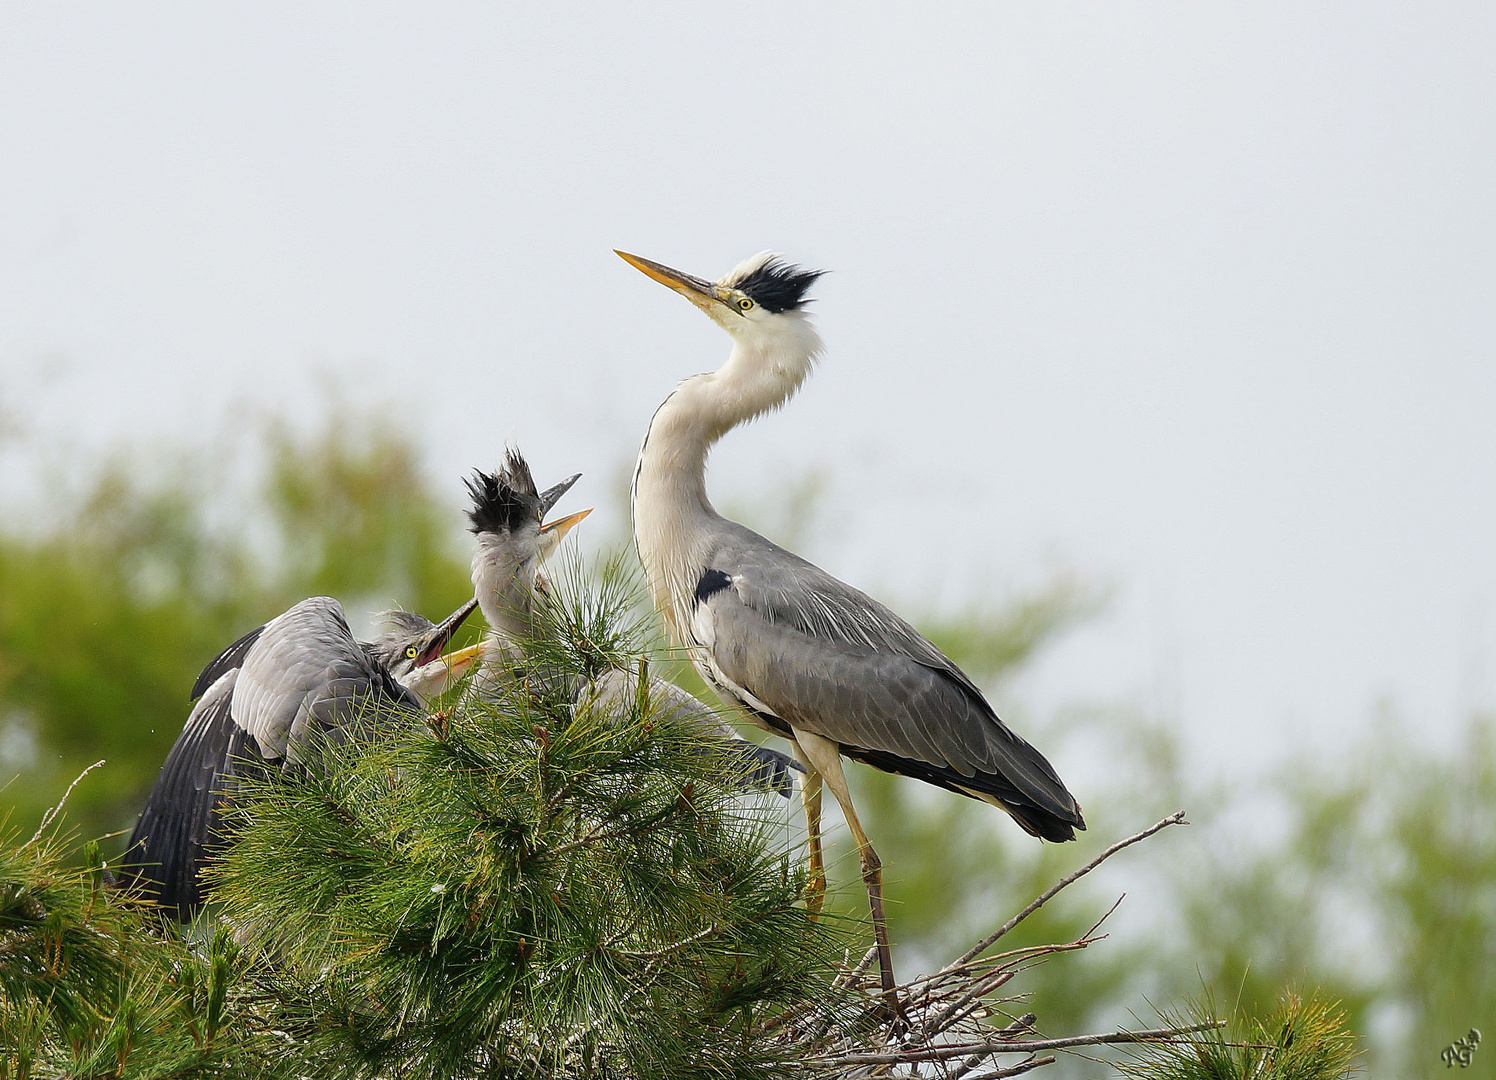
[737,297,753,311]
[405,645,419,659]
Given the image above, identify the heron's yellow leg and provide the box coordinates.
[792,730,900,1014]
[791,743,826,916]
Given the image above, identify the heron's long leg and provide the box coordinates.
[790,742,826,916]
[792,730,899,1013]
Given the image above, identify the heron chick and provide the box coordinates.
[464,450,591,694]
[619,249,1085,1005]
[465,449,801,796]
[118,596,480,922]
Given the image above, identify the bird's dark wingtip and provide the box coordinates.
[1009,801,1085,843]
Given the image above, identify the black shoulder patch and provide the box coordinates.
[694,569,733,605]
[731,257,824,313]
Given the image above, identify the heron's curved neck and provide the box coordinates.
[632,320,822,628]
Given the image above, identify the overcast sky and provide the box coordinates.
[3,3,1493,774]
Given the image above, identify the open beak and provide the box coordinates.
[541,505,592,538]
[540,507,592,540]
[615,251,726,315]
[415,597,479,667]
[435,641,484,680]
[538,472,582,516]
[538,507,593,561]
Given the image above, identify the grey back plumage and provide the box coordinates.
[119,596,422,921]
[229,598,418,763]
[686,520,1084,840]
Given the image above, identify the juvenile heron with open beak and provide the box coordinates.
[118,596,481,922]
[618,249,1085,1007]
[463,450,592,694]
[465,449,802,795]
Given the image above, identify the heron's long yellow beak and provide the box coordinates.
[540,507,592,540]
[438,641,484,678]
[615,251,725,313]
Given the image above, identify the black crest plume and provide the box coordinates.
[730,256,825,314]
[466,449,540,534]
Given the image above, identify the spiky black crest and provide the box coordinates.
[730,257,824,314]
[466,449,541,535]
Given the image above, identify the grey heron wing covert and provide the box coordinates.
[229,597,417,761]
[692,523,1082,838]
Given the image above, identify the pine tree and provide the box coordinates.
[203,555,847,1079]
[3,554,1359,1079]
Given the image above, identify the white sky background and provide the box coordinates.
[2,3,1493,777]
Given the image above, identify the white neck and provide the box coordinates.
[471,534,540,642]
[631,313,823,639]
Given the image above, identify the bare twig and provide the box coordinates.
[27,760,107,846]
[1083,893,1126,939]
[951,1015,1040,1080]
[962,1056,1056,1080]
[832,944,880,988]
[947,811,1187,969]
[927,968,1016,1037]
[806,1019,1224,1066]
[768,813,1200,1078]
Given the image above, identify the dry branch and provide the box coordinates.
[948,810,1188,969]
[778,811,1201,1079]
[807,1021,1226,1066]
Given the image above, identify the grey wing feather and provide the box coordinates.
[121,597,417,920]
[118,671,266,920]
[190,622,265,700]
[230,597,416,763]
[699,525,1083,835]
[711,523,985,698]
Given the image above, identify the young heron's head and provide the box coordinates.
[366,598,482,705]
[465,449,591,637]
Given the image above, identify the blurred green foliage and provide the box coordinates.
[0,407,476,845]
[1,402,1491,1075]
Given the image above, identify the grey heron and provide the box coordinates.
[118,596,480,922]
[618,249,1085,1001]
[464,449,591,694]
[466,449,802,795]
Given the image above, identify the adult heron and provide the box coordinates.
[618,249,1085,1001]
[465,449,802,795]
[118,597,481,922]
